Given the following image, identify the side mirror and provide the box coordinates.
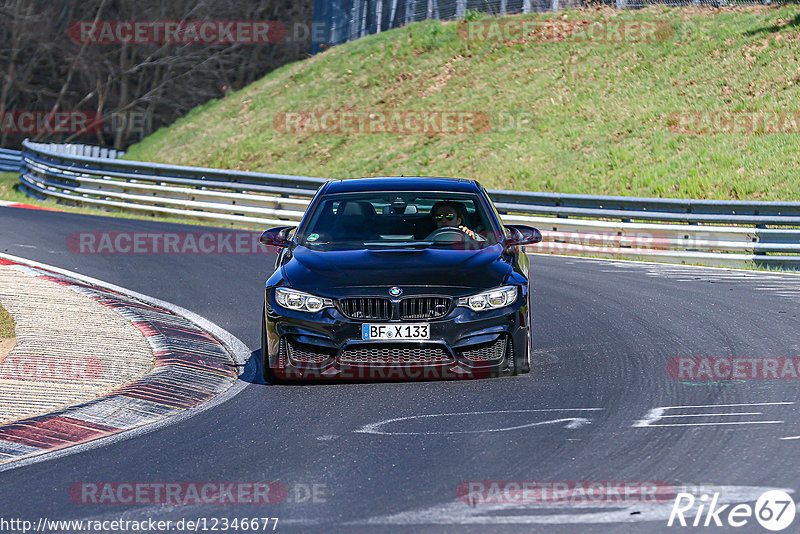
[259,226,296,248]
[504,225,542,247]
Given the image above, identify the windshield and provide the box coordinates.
[298,192,499,249]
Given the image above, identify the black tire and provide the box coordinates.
[522,286,532,374]
[261,302,284,384]
[515,281,532,375]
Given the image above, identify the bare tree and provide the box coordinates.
[0,0,313,149]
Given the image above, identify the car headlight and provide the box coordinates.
[457,286,518,312]
[274,288,333,313]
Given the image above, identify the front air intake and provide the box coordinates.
[400,297,451,320]
[338,298,392,320]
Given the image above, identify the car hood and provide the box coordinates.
[282,244,511,293]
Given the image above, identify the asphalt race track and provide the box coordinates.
[1,205,799,533]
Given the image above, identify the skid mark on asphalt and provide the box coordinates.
[356,403,800,436]
[590,260,800,307]
[531,341,620,354]
[354,409,602,435]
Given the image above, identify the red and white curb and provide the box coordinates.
[0,200,59,211]
[0,254,252,469]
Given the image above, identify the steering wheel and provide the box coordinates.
[424,226,474,242]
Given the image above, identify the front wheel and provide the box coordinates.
[261,302,285,384]
[513,283,532,375]
[522,289,532,374]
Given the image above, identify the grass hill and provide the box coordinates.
[124,5,800,200]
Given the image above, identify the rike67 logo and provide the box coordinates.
[668,489,796,531]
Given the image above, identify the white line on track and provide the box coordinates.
[659,412,763,418]
[646,421,785,428]
[632,402,794,429]
[533,253,800,277]
[647,402,793,409]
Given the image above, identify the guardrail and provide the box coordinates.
[0,148,22,172]
[15,139,800,270]
[25,143,125,159]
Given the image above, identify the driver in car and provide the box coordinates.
[430,201,485,241]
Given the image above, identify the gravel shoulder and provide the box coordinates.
[0,265,154,425]
[0,338,14,364]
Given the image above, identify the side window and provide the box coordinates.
[463,200,484,231]
[482,186,505,235]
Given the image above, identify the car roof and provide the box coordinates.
[322,177,481,194]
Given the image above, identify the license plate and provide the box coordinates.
[362,323,430,341]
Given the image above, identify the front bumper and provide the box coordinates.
[264,288,529,381]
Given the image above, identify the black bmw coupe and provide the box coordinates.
[259,177,541,383]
